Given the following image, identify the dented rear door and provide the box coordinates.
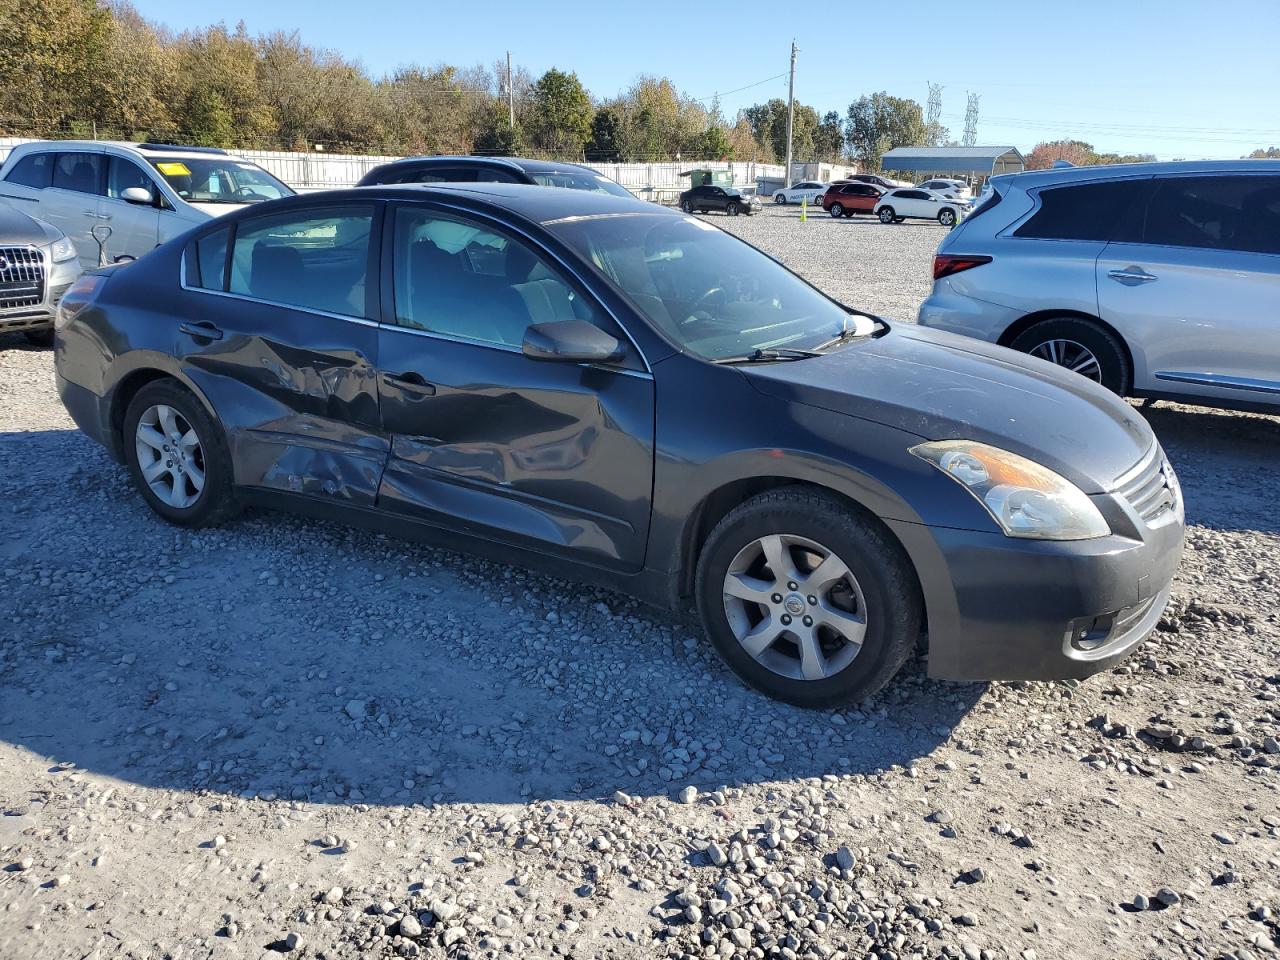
[177,201,389,506]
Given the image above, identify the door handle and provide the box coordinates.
[384,372,436,396]
[179,321,223,341]
[1108,267,1157,285]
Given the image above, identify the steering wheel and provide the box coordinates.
[690,286,726,313]
[234,186,267,201]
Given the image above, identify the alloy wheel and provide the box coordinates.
[135,403,206,508]
[721,534,867,682]
[1029,338,1103,382]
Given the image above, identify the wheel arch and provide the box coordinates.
[107,364,219,460]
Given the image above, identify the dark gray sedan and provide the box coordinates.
[53,184,1183,707]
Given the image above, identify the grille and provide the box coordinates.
[0,246,46,311]
[1116,449,1177,523]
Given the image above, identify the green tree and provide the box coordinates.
[0,0,114,129]
[1247,146,1280,159]
[844,92,927,171]
[529,68,592,155]
[814,110,845,162]
[586,107,624,161]
[474,103,525,156]
[701,124,732,160]
[743,99,824,163]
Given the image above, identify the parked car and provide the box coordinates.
[357,155,634,199]
[55,182,1183,707]
[0,205,82,346]
[680,184,760,216]
[773,181,828,205]
[918,160,1280,413]
[821,182,884,218]
[916,178,973,200]
[874,188,968,226]
[0,141,294,268]
[839,174,911,192]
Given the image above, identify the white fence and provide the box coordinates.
[0,137,788,202]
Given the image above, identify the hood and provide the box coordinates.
[0,204,59,246]
[743,323,1154,493]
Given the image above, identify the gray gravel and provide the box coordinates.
[2,205,1278,959]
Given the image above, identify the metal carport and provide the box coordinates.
[880,146,1025,178]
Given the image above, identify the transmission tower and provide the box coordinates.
[926,82,944,146]
[962,93,980,147]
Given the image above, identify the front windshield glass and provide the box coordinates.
[547,212,859,360]
[530,171,634,199]
[148,158,294,204]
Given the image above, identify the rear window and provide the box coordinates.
[1115,175,1280,255]
[963,186,1004,224]
[4,152,54,189]
[1013,179,1146,241]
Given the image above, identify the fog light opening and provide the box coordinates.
[1070,612,1118,652]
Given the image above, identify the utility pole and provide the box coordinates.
[507,52,515,129]
[784,41,797,188]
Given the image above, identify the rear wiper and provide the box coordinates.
[713,347,823,364]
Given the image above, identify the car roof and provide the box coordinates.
[994,158,1280,191]
[370,155,603,176]
[301,181,677,225]
[6,139,231,161]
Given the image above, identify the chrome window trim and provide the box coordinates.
[178,256,379,327]
[1154,371,1280,396]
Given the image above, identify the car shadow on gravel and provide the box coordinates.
[1142,402,1280,535]
[1,428,982,810]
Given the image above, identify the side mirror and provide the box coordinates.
[121,186,155,206]
[523,320,623,364]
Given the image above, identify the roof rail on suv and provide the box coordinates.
[138,142,229,155]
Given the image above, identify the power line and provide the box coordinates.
[690,73,788,104]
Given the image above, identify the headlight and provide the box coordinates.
[910,440,1110,541]
[48,234,77,263]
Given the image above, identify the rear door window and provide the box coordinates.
[4,152,54,189]
[228,205,375,318]
[1014,179,1147,241]
[1117,175,1280,255]
[52,152,104,194]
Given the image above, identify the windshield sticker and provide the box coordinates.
[156,162,191,176]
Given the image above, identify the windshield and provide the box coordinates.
[547,213,859,360]
[530,171,634,199]
[148,158,294,204]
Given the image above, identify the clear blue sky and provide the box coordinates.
[128,0,1280,160]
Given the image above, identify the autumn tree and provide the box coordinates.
[529,68,592,155]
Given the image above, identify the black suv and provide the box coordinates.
[357,155,633,198]
[679,184,761,216]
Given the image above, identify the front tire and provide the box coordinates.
[1010,317,1132,396]
[878,207,896,223]
[829,203,844,218]
[695,488,921,708]
[24,329,55,348]
[124,379,239,527]
[727,201,740,216]
[938,208,956,226]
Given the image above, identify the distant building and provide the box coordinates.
[880,146,1025,181]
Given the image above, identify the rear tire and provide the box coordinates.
[695,487,921,708]
[774,193,786,204]
[123,379,240,527]
[829,203,844,218]
[23,329,54,348]
[1010,317,1132,396]
[878,207,895,223]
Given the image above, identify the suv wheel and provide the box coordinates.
[938,208,956,226]
[124,379,240,527]
[878,207,896,223]
[680,200,694,214]
[829,202,844,218]
[727,201,740,216]
[695,488,921,708]
[1010,317,1132,396]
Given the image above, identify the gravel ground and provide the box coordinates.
[2,205,1278,960]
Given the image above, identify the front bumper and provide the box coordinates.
[888,493,1184,682]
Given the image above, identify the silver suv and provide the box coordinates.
[918,160,1280,414]
[0,141,294,268]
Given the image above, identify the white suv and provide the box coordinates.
[874,188,967,227]
[0,141,294,267]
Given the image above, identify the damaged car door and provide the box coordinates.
[177,202,387,505]
[374,203,655,571]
